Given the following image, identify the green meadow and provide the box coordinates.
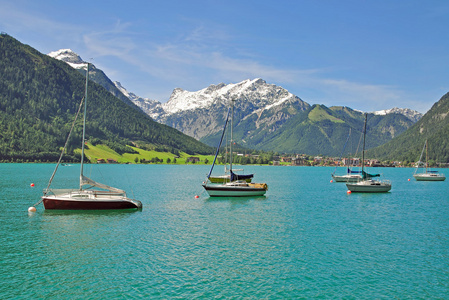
[79,143,215,165]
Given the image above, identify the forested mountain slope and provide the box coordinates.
[0,34,213,162]
[226,105,414,156]
[368,92,449,163]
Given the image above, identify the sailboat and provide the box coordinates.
[413,140,445,181]
[41,64,142,210]
[332,167,363,183]
[202,99,268,197]
[332,129,364,183]
[208,113,253,184]
[346,114,392,193]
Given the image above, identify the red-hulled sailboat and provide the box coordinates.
[40,63,141,210]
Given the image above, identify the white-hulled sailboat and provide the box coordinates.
[332,129,364,183]
[346,113,391,193]
[413,140,445,181]
[202,99,267,197]
[40,64,142,210]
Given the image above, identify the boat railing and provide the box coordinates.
[44,189,127,199]
[44,189,79,196]
[91,190,127,198]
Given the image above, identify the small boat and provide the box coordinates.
[203,99,267,197]
[332,129,362,182]
[346,114,391,193]
[41,64,142,210]
[203,180,268,197]
[334,168,380,183]
[346,178,392,193]
[413,140,445,181]
[332,171,363,183]
[207,108,253,184]
[414,172,446,181]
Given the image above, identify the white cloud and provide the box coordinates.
[83,21,136,57]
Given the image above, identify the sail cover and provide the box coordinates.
[361,171,380,179]
[230,171,254,181]
[81,175,125,193]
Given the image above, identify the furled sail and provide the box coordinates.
[230,171,254,182]
[81,175,125,193]
[361,171,380,179]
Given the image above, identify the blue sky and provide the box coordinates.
[1,0,449,113]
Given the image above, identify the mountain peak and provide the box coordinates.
[373,107,423,122]
[48,49,87,70]
[161,78,304,116]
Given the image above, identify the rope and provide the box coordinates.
[33,96,85,207]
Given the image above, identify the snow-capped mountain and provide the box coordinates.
[374,107,422,122]
[143,79,310,140]
[48,49,87,70]
[166,79,302,114]
[48,49,138,109]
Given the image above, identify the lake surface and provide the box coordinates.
[1,163,449,299]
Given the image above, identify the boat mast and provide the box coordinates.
[230,98,234,172]
[414,140,426,175]
[79,63,89,189]
[425,139,428,174]
[361,113,367,178]
[206,108,230,179]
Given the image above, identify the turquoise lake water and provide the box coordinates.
[1,163,449,299]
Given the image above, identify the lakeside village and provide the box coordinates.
[243,154,447,168]
[97,153,448,168]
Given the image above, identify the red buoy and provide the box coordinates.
[408,178,411,181]
[330,180,333,183]
[30,183,35,187]
[195,195,199,199]
[347,190,352,194]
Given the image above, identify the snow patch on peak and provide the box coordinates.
[48,49,87,70]
[161,78,303,116]
[48,49,75,57]
[373,107,423,122]
[114,81,130,98]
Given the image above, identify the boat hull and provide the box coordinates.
[202,183,267,197]
[413,174,446,181]
[42,195,142,210]
[346,180,392,193]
